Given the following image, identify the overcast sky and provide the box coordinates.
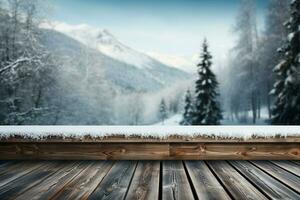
[50,0,268,69]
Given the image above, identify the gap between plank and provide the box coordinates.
[182,161,199,200]
[227,161,272,200]
[270,161,300,178]
[249,161,300,195]
[123,161,139,200]
[204,161,235,200]
[15,161,71,199]
[48,161,93,200]
[86,161,116,199]
[291,161,300,166]
[159,161,163,200]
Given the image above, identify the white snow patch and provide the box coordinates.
[153,114,182,125]
[274,60,286,72]
[0,126,299,140]
[288,32,295,42]
[95,30,154,69]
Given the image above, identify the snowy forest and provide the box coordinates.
[0,0,299,125]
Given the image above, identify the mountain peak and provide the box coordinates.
[45,22,189,71]
[97,29,117,44]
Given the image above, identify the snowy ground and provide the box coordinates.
[153,107,271,126]
[222,107,270,125]
[0,108,298,140]
[153,114,183,126]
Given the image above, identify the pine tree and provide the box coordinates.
[180,90,194,125]
[262,0,289,119]
[159,99,168,125]
[193,39,222,125]
[271,0,300,124]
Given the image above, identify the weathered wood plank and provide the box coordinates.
[88,161,137,200]
[0,161,62,199]
[162,161,194,200]
[51,161,113,200]
[207,161,267,200]
[0,161,44,188]
[0,142,299,160]
[0,143,169,160]
[0,161,15,174]
[125,161,160,200]
[15,161,85,200]
[170,143,300,160]
[271,161,300,176]
[231,161,300,199]
[185,161,230,200]
[0,161,33,176]
[251,161,300,193]
[291,161,300,165]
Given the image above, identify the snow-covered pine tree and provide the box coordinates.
[261,0,289,119]
[180,90,194,125]
[271,0,300,125]
[193,39,222,125]
[159,98,168,125]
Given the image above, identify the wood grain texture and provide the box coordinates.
[0,161,37,175]
[51,161,113,200]
[0,161,16,175]
[88,161,137,200]
[292,161,300,165]
[0,142,299,160]
[0,161,62,199]
[207,161,267,200]
[231,161,300,199]
[0,161,43,187]
[251,161,300,193]
[0,161,299,199]
[271,161,300,176]
[185,161,230,200]
[0,143,169,160]
[169,143,300,160]
[125,161,160,200]
[162,161,194,200]
[16,162,85,200]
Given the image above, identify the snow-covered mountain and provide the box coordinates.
[40,25,190,93]
[95,30,154,69]
[41,22,192,72]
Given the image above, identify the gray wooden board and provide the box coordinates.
[52,161,113,200]
[185,161,231,200]
[15,161,85,200]
[0,161,44,188]
[272,161,300,177]
[231,161,300,199]
[207,161,267,200]
[125,161,160,200]
[251,161,300,194]
[162,161,194,200]
[0,161,63,199]
[88,161,137,200]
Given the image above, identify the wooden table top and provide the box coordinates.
[0,160,299,199]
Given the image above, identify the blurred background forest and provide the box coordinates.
[0,0,299,125]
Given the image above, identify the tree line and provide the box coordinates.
[180,0,300,125]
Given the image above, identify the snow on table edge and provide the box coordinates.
[0,126,299,140]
